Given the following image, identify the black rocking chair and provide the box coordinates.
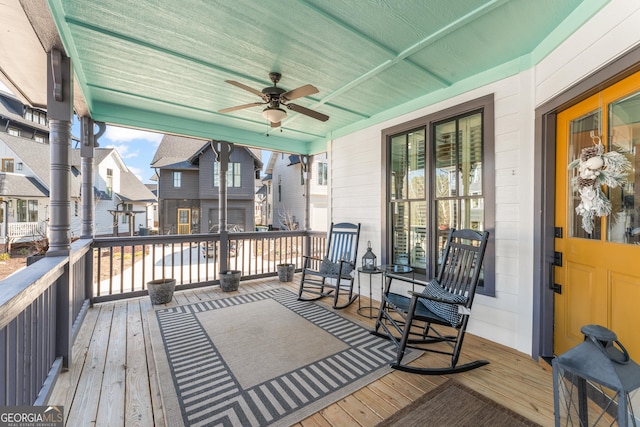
[372,228,489,374]
[298,222,361,309]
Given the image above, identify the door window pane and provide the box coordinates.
[568,111,601,239]
[608,91,640,244]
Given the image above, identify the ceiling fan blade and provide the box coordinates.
[219,102,264,113]
[225,80,268,101]
[286,103,329,122]
[270,121,281,128]
[281,84,318,102]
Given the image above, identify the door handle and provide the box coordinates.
[549,258,562,294]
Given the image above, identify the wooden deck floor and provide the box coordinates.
[47,277,556,426]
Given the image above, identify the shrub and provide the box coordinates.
[0,253,10,261]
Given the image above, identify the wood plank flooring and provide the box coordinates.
[46,277,555,426]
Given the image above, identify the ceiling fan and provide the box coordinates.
[219,72,329,128]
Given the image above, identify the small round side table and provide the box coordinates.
[357,268,383,318]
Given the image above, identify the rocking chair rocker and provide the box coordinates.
[298,222,361,309]
[372,228,489,374]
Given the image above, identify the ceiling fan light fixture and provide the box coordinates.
[262,107,287,123]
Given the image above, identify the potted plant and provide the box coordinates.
[277,263,295,282]
[219,270,241,291]
[147,278,176,305]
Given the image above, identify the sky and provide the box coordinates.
[70,120,164,184]
[1,80,270,184]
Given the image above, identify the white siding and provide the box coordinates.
[93,153,150,236]
[330,128,382,260]
[309,154,328,231]
[329,0,640,356]
[94,200,116,236]
[271,154,305,230]
[269,153,329,231]
[95,155,120,235]
[535,0,640,105]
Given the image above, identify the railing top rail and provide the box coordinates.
[70,238,93,263]
[306,230,326,237]
[92,229,321,247]
[226,230,309,238]
[0,255,67,330]
[92,233,219,247]
[0,239,92,330]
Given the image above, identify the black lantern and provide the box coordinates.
[553,324,640,426]
[362,240,377,271]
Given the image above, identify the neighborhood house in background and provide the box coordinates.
[0,91,156,250]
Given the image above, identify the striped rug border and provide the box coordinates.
[155,288,401,426]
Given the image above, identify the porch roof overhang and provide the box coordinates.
[0,0,609,155]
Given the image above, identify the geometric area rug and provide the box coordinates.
[150,287,418,427]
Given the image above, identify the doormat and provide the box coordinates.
[376,379,542,426]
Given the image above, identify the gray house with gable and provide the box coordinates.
[152,135,262,234]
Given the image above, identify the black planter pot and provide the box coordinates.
[219,270,241,291]
[147,278,176,305]
[277,264,295,282]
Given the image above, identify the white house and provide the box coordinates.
[265,152,328,231]
[78,148,156,236]
[0,132,155,243]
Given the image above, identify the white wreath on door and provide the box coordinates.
[568,141,631,234]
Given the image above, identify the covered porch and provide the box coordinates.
[2,0,640,424]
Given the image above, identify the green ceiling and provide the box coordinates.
[46,0,608,154]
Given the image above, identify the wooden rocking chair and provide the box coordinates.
[298,222,361,309]
[372,228,489,374]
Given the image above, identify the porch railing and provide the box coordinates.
[6,221,46,240]
[91,230,326,302]
[0,238,92,406]
[0,230,327,406]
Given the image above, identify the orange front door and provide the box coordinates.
[554,71,640,358]
[177,208,191,235]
